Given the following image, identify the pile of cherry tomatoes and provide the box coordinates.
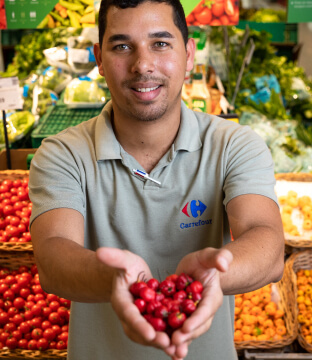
[0,177,32,244]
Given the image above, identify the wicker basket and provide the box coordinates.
[0,170,33,252]
[0,252,67,359]
[284,250,312,353]
[234,273,298,350]
[275,173,312,248]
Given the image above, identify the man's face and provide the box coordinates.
[94,1,194,122]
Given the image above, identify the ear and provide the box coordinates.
[94,43,105,77]
[186,37,195,73]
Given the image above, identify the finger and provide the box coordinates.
[197,248,233,273]
[123,319,172,349]
[172,317,213,345]
[182,283,223,333]
[174,340,190,359]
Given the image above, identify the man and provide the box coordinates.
[29,0,285,359]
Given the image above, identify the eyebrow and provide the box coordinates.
[108,31,174,43]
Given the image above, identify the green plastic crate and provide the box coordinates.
[31,105,103,148]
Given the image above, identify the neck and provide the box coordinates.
[111,108,181,173]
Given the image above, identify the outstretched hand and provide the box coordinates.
[96,247,233,360]
[96,247,177,357]
[170,248,233,359]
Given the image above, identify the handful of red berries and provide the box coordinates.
[129,273,203,335]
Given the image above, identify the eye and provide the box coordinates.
[154,41,169,48]
[113,44,130,51]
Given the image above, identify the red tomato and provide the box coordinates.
[6,336,18,349]
[18,338,28,349]
[19,321,31,334]
[210,18,222,25]
[43,328,56,341]
[56,340,67,350]
[59,298,71,308]
[41,320,52,331]
[52,324,62,335]
[12,329,22,341]
[27,339,37,350]
[3,205,14,217]
[49,300,60,312]
[31,327,43,340]
[194,7,212,25]
[49,340,57,349]
[211,1,224,17]
[220,14,230,25]
[58,331,68,342]
[37,337,49,350]
[4,321,16,333]
[20,287,31,299]
[2,180,13,189]
[49,312,61,325]
[12,179,22,188]
[57,306,69,319]
[224,0,235,16]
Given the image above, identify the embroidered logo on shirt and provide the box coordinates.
[180,200,212,230]
[182,200,207,218]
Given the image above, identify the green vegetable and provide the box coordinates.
[64,79,106,103]
[0,111,35,144]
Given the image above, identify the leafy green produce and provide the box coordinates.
[64,78,106,104]
[209,26,312,122]
[0,111,35,144]
[296,124,312,147]
[0,28,81,80]
[39,66,71,94]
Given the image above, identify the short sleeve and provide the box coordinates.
[223,125,278,207]
[29,136,86,227]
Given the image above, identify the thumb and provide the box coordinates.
[96,247,131,271]
[198,248,233,273]
[215,248,233,272]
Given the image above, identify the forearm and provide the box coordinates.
[33,237,114,303]
[220,225,285,295]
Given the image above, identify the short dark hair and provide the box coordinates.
[98,0,188,48]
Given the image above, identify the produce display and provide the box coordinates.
[38,66,72,95]
[0,112,35,148]
[0,28,81,80]
[0,263,70,350]
[296,269,312,345]
[130,273,203,335]
[234,284,287,341]
[64,77,106,107]
[279,190,312,239]
[0,177,31,244]
[67,36,96,74]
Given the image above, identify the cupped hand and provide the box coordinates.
[96,247,177,357]
[171,248,233,358]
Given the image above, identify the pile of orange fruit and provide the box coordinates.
[234,284,287,342]
[296,269,312,343]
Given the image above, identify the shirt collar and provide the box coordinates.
[95,101,202,162]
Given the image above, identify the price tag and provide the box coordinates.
[0,77,22,110]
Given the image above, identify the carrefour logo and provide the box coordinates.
[182,200,207,218]
[180,200,212,230]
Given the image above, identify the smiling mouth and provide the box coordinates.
[134,85,161,93]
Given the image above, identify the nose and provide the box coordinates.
[130,47,155,74]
